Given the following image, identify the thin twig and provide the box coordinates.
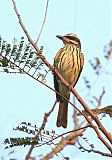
[41,127,88,160]
[25,100,57,160]
[78,87,106,116]
[97,87,105,108]
[78,141,112,157]
[35,0,49,44]
[37,125,91,148]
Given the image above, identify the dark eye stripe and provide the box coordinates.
[65,36,79,42]
[65,36,81,49]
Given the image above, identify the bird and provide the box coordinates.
[54,33,84,128]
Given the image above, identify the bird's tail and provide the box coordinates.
[56,100,68,128]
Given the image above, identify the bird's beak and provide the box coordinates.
[56,35,64,40]
[56,35,68,42]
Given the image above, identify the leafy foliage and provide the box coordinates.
[89,57,102,75]
[0,36,48,82]
[4,136,39,149]
[88,41,112,76]
[4,122,58,149]
[83,76,91,89]
[104,41,112,59]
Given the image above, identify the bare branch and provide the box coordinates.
[35,0,49,44]
[41,128,88,160]
[78,88,106,116]
[97,87,105,108]
[78,141,112,157]
[25,100,57,160]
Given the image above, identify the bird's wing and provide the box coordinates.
[73,52,84,87]
[53,48,63,101]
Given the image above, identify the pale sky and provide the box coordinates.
[0,0,112,159]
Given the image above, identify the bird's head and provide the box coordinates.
[56,33,81,49]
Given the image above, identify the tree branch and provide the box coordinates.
[25,100,57,160]
[41,129,86,160]
[35,0,49,44]
[97,87,105,108]
[78,141,112,157]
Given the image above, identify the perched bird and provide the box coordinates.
[54,33,84,128]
